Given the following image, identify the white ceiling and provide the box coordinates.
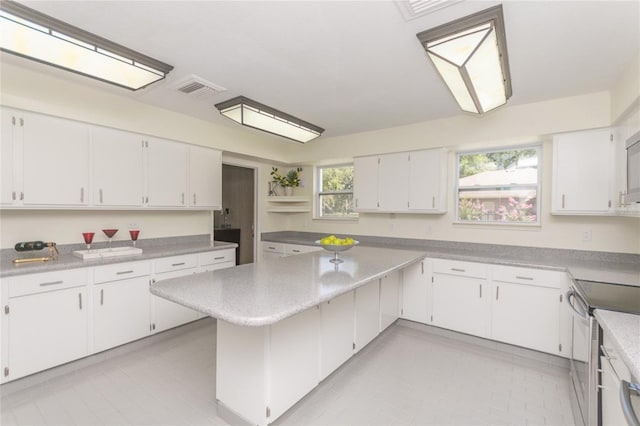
[5,0,640,141]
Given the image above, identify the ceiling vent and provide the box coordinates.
[174,75,226,101]
[396,0,465,21]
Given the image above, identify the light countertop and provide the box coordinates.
[595,309,640,380]
[150,245,425,326]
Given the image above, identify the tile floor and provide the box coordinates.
[1,318,575,426]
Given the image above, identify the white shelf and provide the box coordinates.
[267,196,310,203]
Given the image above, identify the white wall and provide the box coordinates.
[611,54,640,124]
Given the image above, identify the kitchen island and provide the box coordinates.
[151,245,425,425]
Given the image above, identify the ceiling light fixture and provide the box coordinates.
[0,0,173,90]
[416,5,512,114]
[214,96,325,143]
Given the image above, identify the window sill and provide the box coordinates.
[453,220,541,228]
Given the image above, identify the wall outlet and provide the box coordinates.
[581,229,592,242]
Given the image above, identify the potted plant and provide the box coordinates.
[270,167,302,196]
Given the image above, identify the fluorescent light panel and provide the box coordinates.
[417,5,512,114]
[215,96,324,143]
[0,1,173,90]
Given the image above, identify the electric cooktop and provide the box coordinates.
[574,279,640,315]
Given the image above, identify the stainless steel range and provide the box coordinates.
[566,280,640,426]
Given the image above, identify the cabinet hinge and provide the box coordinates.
[559,343,562,352]
[3,367,8,377]
[407,201,410,208]
[430,315,433,322]
[401,308,403,316]
[431,276,434,283]
[559,294,563,303]
[352,342,356,350]
[608,200,612,208]
[19,118,23,126]
[377,158,380,165]
[4,305,9,315]
[266,406,271,418]
[610,133,613,142]
[11,116,15,125]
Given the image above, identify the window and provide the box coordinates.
[456,146,541,224]
[317,164,357,219]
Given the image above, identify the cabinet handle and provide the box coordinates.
[292,249,301,253]
[451,268,465,273]
[99,189,103,203]
[39,280,63,287]
[20,192,24,201]
[515,276,534,281]
[145,196,149,203]
[100,289,104,306]
[116,270,134,275]
[171,262,185,267]
[214,256,225,260]
[355,199,358,208]
[479,284,482,298]
[181,193,185,205]
[80,187,84,203]
[78,293,83,310]
[12,191,15,201]
[432,196,435,208]
[421,261,424,274]
[620,380,640,426]
[562,194,565,209]
[496,286,500,301]
[193,194,197,205]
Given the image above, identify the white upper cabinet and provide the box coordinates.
[0,109,19,205]
[145,137,188,208]
[92,127,144,207]
[22,111,90,206]
[354,147,447,214]
[188,145,222,209]
[552,128,614,214]
[353,155,379,211]
[378,153,410,211]
[408,148,447,212]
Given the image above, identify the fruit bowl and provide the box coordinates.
[315,238,359,264]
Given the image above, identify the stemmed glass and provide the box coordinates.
[129,229,140,248]
[82,232,95,252]
[102,229,118,250]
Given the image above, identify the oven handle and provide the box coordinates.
[620,380,640,426]
[566,289,589,320]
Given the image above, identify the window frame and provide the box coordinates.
[315,163,358,221]
[454,144,542,226]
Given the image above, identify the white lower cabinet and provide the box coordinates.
[269,308,320,421]
[152,272,199,333]
[432,273,490,338]
[354,280,380,352]
[320,291,355,380]
[93,261,151,352]
[3,269,89,381]
[600,333,637,426]
[379,271,400,331]
[401,259,431,323]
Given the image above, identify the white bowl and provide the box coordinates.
[315,240,359,252]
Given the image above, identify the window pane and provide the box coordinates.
[320,194,357,218]
[321,165,353,192]
[457,147,539,223]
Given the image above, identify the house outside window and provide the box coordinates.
[317,164,357,219]
[456,146,541,224]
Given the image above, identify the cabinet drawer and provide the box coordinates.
[153,254,197,274]
[8,268,88,298]
[262,242,286,254]
[285,244,321,256]
[491,265,567,289]
[94,261,150,284]
[199,249,235,266]
[432,259,487,279]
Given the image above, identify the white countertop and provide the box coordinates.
[595,309,640,380]
[150,246,425,326]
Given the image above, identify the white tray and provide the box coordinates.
[73,247,143,260]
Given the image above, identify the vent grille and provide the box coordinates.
[396,0,465,21]
[174,75,226,101]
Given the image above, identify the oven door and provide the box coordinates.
[567,287,599,426]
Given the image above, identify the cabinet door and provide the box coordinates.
[320,291,354,380]
[146,137,188,207]
[92,127,144,207]
[552,128,613,213]
[432,274,489,338]
[7,287,88,380]
[151,269,199,332]
[22,112,90,205]
[93,276,151,353]
[409,148,447,212]
[378,153,409,211]
[270,307,320,421]
[1,109,19,205]
[380,271,400,331]
[354,280,380,352]
[492,281,560,355]
[402,260,430,324]
[353,156,379,211]
[189,145,221,208]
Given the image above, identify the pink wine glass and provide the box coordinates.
[82,232,95,251]
[129,230,140,248]
[102,229,118,250]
